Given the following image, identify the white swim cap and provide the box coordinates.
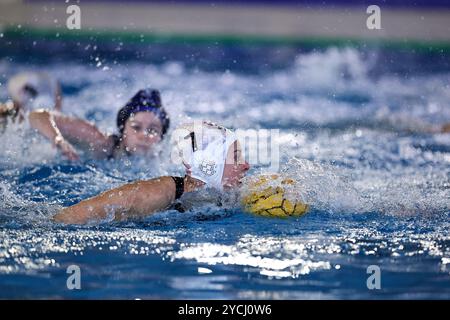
[174,120,238,190]
[7,72,58,111]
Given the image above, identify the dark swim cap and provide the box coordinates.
[116,89,170,137]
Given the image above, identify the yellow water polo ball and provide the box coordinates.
[241,174,309,218]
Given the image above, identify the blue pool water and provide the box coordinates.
[0,35,449,299]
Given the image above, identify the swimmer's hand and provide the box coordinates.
[0,104,8,116]
[0,101,15,116]
[54,136,80,161]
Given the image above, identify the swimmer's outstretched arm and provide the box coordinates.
[53,176,200,225]
[29,109,111,160]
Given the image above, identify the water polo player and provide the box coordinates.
[29,88,170,160]
[0,72,62,132]
[53,121,250,224]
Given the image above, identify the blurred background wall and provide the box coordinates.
[1,0,450,45]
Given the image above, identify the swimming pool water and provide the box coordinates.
[0,35,449,299]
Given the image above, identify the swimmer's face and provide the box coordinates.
[222,141,250,189]
[122,112,163,155]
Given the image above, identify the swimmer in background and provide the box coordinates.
[0,72,62,131]
[53,121,250,225]
[29,88,170,161]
